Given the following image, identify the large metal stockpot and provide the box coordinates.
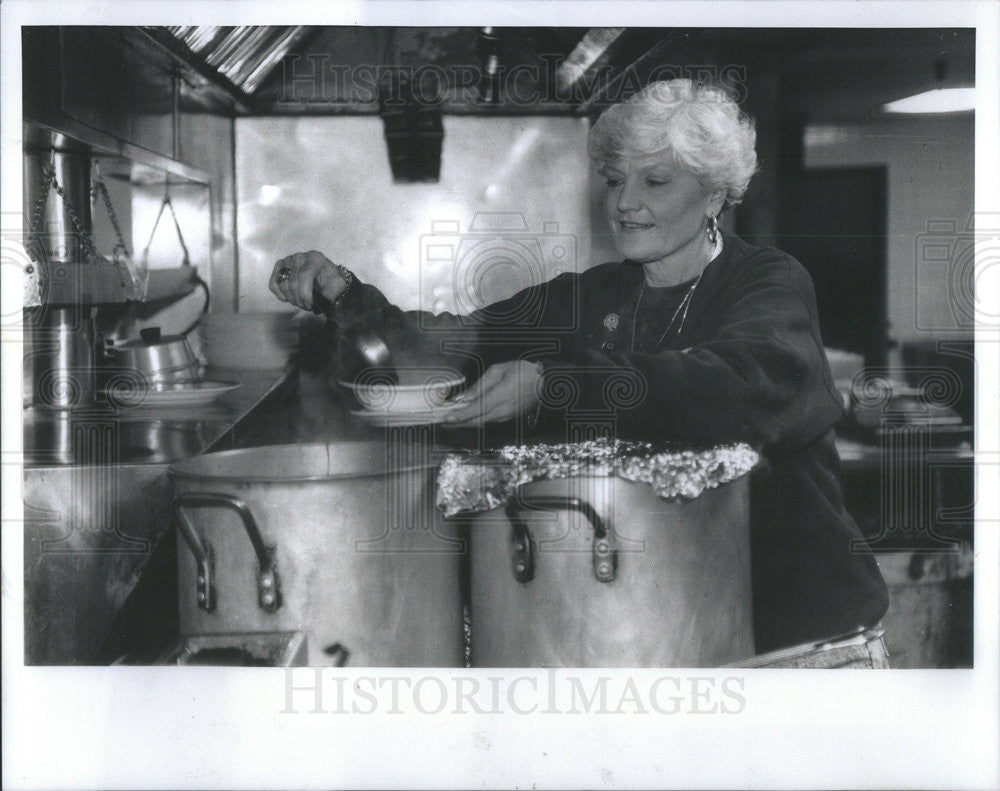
[468,475,755,667]
[168,441,464,666]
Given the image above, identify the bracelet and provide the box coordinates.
[332,265,354,310]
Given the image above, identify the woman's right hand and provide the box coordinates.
[270,250,348,312]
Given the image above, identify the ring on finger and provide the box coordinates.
[276,267,293,284]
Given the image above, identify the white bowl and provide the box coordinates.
[339,375,465,413]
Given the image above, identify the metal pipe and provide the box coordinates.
[27,305,97,409]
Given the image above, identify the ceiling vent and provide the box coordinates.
[163,26,306,94]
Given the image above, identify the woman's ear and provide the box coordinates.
[706,189,727,217]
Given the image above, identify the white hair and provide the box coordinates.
[588,79,759,209]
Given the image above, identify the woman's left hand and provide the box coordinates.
[442,360,543,427]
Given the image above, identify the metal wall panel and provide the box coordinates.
[235,116,593,313]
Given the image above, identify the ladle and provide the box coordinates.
[313,286,399,384]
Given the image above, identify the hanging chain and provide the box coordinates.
[28,163,54,235]
[91,175,131,267]
[91,159,147,297]
[29,161,100,262]
[29,156,145,301]
[27,155,184,302]
[24,163,56,270]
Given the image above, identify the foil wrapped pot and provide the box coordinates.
[436,438,760,517]
[438,438,762,667]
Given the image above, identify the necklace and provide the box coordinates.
[629,234,722,353]
[630,272,703,352]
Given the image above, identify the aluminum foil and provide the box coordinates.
[436,439,760,517]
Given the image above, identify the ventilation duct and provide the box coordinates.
[378,73,444,183]
[162,26,306,94]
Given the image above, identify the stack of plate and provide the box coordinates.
[199,311,298,370]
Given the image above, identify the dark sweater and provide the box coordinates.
[335,233,889,652]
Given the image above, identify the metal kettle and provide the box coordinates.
[105,326,201,387]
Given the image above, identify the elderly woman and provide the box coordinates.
[271,79,888,658]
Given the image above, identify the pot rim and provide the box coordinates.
[168,440,442,484]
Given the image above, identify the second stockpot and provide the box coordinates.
[467,475,755,667]
[168,441,464,666]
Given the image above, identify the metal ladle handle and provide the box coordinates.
[314,284,400,386]
[505,494,617,583]
[173,492,282,613]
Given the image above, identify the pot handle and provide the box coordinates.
[173,492,282,614]
[505,495,616,583]
[174,505,216,611]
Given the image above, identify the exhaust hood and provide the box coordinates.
[162,26,307,95]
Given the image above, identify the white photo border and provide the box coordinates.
[2,2,998,789]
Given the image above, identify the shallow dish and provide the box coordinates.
[103,379,240,408]
[350,403,465,427]
[339,375,465,413]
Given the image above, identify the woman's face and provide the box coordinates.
[601,153,720,268]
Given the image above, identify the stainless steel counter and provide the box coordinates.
[24,367,295,467]
[22,367,295,664]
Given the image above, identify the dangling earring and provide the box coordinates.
[706,215,719,245]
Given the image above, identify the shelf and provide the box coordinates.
[30,261,198,307]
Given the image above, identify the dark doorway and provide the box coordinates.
[779,166,888,367]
